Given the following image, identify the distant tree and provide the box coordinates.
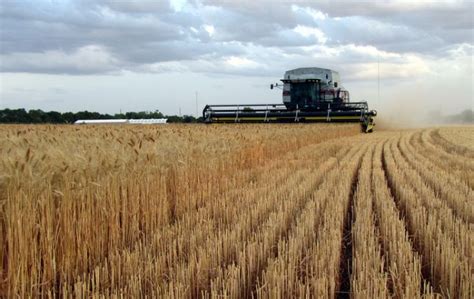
[166,115,183,123]
[114,113,126,119]
[62,112,76,123]
[182,115,197,123]
[0,109,13,122]
[149,110,164,118]
[460,109,473,123]
[444,109,473,124]
[0,109,30,123]
[28,109,47,123]
[125,112,138,119]
[46,111,65,123]
[75,111,93,120]
[100,113,114,120]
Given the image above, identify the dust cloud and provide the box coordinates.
[371,90,472,130]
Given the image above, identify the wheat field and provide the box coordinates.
[0,124,472,298]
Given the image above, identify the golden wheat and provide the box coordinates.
[0,124,472,298]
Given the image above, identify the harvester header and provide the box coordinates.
[203,67,376,132]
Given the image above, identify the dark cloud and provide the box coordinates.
[1,45,122,74]
[115,40,245,64]
[0,1,185,54]
[94,0,172,14]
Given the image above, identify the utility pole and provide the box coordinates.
[195,91,198,118]
[179,107,182,117]
[377,53,380,109]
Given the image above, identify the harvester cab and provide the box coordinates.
[274,68,349,109]
[203,67,376,132]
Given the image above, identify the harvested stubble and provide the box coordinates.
[0,124,472,298]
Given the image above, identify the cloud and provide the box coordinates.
[0,0,472,78]
[293,25,327,44]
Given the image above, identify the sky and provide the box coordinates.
[0,0,473,119]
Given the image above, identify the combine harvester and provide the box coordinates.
[203,67,376,132]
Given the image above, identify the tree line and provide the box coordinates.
[0,108,202,124]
